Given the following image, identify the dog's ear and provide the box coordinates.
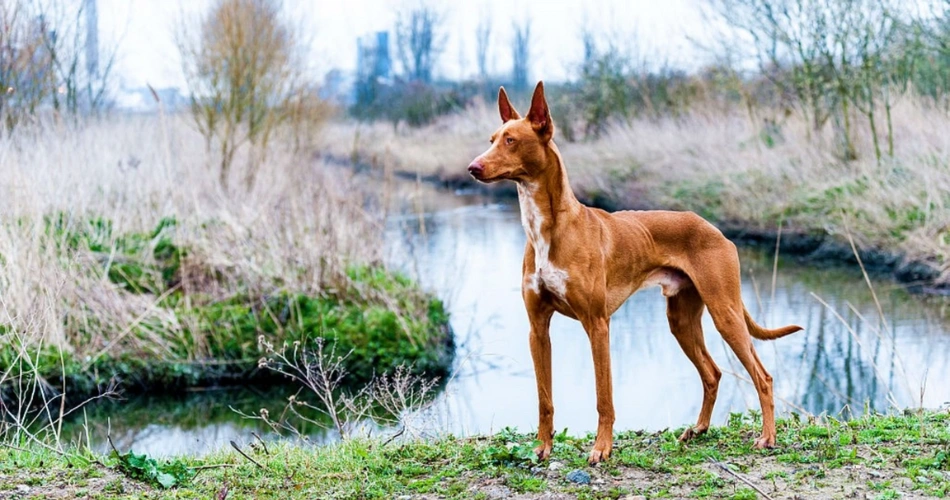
[527,81,553,142]
[498,87,521,122]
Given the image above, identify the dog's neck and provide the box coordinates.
[516,142,581,249]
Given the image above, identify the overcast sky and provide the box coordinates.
[99,0,709,90]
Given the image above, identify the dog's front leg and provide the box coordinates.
[526,294,555,460]
[583,315,614,465]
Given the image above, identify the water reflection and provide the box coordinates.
[63,387,338,456]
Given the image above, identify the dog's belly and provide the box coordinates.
[638,267,691,297]
[602,267,691,315]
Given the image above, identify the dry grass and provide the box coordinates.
[0,114,382,362]
[324,94,950,282]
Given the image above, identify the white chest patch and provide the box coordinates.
[518,183,569,299]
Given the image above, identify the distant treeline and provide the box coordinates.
[7,0,950,163]
[351,0,950,162]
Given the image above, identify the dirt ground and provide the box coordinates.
[0,466,148,499]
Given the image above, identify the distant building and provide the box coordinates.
[355,31,392,106]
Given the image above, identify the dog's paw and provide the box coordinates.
[534,442,552,461]
[678,426,708,443]
[753,435,776,449]
[587,442,612,465]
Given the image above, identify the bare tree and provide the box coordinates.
[704,0,834,133]
[511,20,531,90]
[475,12,492,79]
[394,3,444,83]
[37,0,116,117]
[0,0,116,133]
[0,1,54,130]
[178,0,324,190]
[705,0,908,161]
[845,0,903,161]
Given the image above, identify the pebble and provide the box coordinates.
[479,485,512,499]
[548,461,564,471]
[566,469,591,485]
[16,485,30,494]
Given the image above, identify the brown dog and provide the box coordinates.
[467,82,802,465]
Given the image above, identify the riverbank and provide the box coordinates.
[0,117,453,407]
[319,97,950,293]
[2,410,947,498]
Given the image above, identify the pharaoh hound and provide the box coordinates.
[467,82,802,465]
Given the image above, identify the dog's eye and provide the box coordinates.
[506,137,515,145]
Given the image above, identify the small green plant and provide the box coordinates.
[873,489,901,500]
[692,472,727,497]
[731,488,758,500]
[110,447,196,489]
[479,428,542,466]
[869,480,893,491]
[506,473,546,492]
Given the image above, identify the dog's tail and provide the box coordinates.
[744,308,802,340]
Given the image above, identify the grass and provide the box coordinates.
[0,115,452,404]
[1,410,947,498]
[321,95,950,286]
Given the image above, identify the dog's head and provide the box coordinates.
[467,81,556,183]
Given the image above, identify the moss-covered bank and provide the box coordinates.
[2,410,948,498]
[0,216,454,404]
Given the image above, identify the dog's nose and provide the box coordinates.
[468,161,484,177]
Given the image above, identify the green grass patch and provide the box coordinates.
[1,410,949,498]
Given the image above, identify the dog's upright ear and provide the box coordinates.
[498,86,521,123]
[527,81,553,143]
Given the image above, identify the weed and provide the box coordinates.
[109,447,195,489]
[479,427,542,466]
[731,488,758,500]
[873,489,901,500]
[506,472,546,493]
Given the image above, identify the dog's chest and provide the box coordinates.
[519,190,569,299]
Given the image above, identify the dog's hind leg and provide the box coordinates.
[685,247,778,449]
[705,301,777,448]
[666,285,722,442]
